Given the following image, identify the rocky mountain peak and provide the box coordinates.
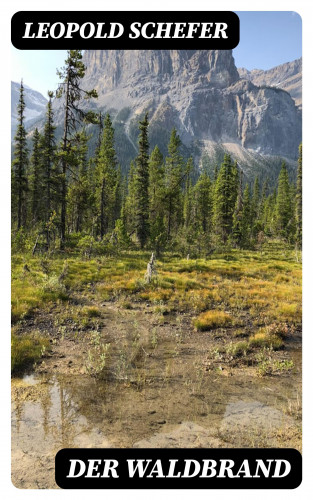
[83,49,239,94]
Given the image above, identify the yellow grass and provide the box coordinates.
[193,310,233,331]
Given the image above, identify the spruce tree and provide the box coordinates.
[251,177,260,230]
[194,170,212,233]
[295,143,302,249]
[213,154,238,243]
[232,169,244,247]
[95,113,118,238]
[41,91,57,246]
[183,158,195,230]
[56,50,98,248]
[275,162,292,240]
[12,80,28,230]
[124,160,137,236]
[113,166,122,225]
[241,184,252,246]
[67,130,91,233]
[148,145,166,248]
[263,189,276,236]
[29,128,42,224]
[164,128,184,239]
[134,113,150,248]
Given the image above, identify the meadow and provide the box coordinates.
[11,241,301,378]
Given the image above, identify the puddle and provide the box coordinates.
[11,316,302,488]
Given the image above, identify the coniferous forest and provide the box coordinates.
[12,51,302,256]
[11,52,302,485]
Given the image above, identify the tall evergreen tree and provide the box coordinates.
[275,162,292,239]
[124,160,137,235]
[213,154,239,243]
[183,158,195,229]
[67,130,91,233]
[295,143,302,249]
[263,189,276,236]
[164,128,184,239]
[95,113,118,238]
[41,91,57,246]
[251,177,260,223]
[232,169,244,247]
[194,170,212,233]
[12,80,28,230]
[56,50,97,248]
[241,184,252,246]
[29,128,42,224]
[134,113,150,248]
[148,145,166,247]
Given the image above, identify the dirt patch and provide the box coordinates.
[12,300,302,488]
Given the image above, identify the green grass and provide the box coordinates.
[11,241,301,378]
[11,242,301,333]
[11,331,50,373]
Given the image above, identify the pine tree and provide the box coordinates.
[12,80,28,230]
[95,113,118,238]
[29,128,42,224]
[134,113,150,248]
[295,143,302,249]
[56,50,98,248]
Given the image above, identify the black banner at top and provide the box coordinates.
[11,11,240,50]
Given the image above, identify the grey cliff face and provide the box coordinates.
[83,50,239,92]
[238,58,302,108]
[81,49,301,160]
[20,50,301,179]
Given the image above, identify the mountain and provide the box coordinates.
[11,81,47,137]
[238,58,302,109]
[44,50,303,182]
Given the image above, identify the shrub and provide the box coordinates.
[193,310,232,331]
[81,305,102,318]
[11,332,50,373]
[249,331,283,350]
[226,340,250,357]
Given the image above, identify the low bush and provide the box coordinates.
[11,332,50,373]
[193,310,233,331]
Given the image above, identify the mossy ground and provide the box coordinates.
[11,241,301,376]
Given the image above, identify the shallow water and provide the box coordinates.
[11,344,301,488]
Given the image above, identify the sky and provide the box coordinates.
[11,11,302,97]
[233,11,302,69]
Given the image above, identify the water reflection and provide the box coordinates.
[12,347,301,488]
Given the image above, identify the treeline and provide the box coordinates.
[11,50,302,256]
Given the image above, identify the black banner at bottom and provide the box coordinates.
[55,448,302,489]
